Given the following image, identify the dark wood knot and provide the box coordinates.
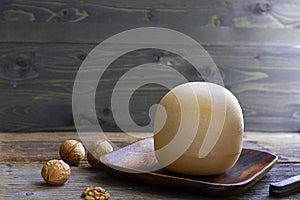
[14,57,28,68]
[146,10,154,21]
[253,3,271,14]
[77,53,87,61]
[10,56,32,78]
[58,8,88,22]
[1,54,38,80]
[59,8,71,18]
[102,108,111,116]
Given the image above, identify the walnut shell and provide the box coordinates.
[41,159,71,185]
[59,139,85,165]
[87,140,113,169]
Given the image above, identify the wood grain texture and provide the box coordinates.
[0,131,299,199]
[1,0,300,45]
[1,163,299,200]
[0,132,299,163]
[1,0,300,132]
[1,23,300,45]
[0,0,300,29]
[1,43,300,132]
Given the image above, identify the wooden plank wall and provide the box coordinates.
[0,0,300,132]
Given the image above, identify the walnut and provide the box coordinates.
[87,140,113,169]
[81,186,110,200]
[59,139,85,165]
[41,159,71,185]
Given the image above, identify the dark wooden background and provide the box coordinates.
[1,0,300,132]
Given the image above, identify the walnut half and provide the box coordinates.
[81,186,110,200]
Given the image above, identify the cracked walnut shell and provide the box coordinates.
[41,159,71,185]
[60,139,85,165]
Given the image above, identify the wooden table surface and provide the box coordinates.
[1,132,300,199]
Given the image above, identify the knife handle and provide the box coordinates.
[269,175,300,197]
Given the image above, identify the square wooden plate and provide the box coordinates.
[100,137,278,197]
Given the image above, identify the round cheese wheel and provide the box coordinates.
[154,82,244,175]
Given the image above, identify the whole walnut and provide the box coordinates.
[59,139,85,165]
[41,159,71,185]
[87,140,113,169]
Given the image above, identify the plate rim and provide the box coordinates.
[100,138,278,187]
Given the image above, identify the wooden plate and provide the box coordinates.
[100,137,278,197]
